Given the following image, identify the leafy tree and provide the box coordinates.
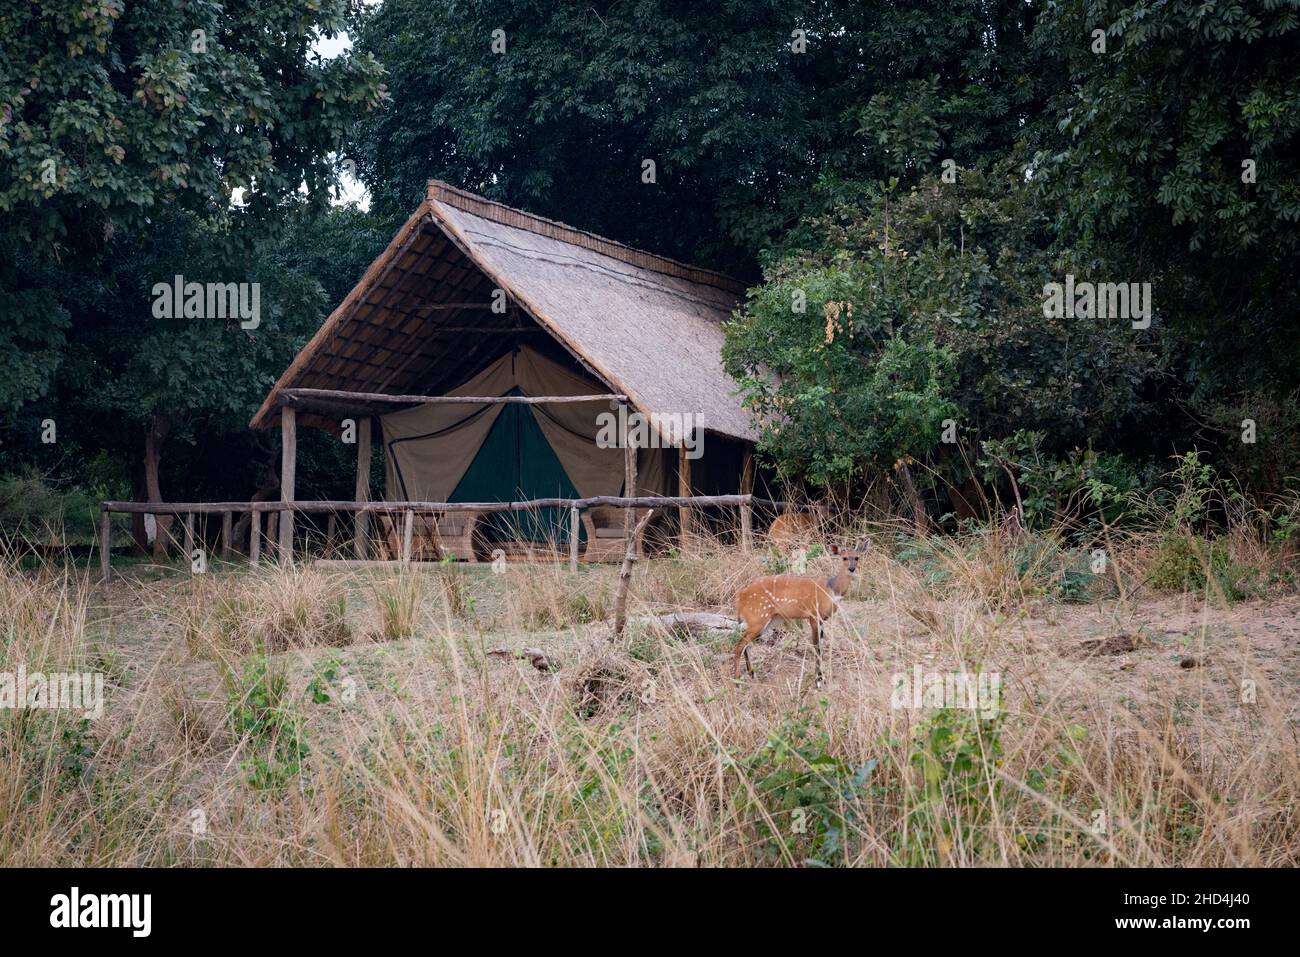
[354,0,1056,274]
[0,0,385,247]
[1032,0,1300,489]
[0,0,385,418]
[3,202,390,550]
[724,164,1154,515]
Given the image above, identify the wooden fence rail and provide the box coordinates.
[97,495,815,582]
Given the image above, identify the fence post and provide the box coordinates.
[99,510,111,584]
[354,417,371,559]
[279,406,297,561]
[569,506,580,572]
[740,450,754,551]
[266,511,278,562]
[183,512,195,570]
[221,510,233,561]
[623,403,639,558]
[402,509,414,565]
[678,446,692,555]
[250,511,261,565]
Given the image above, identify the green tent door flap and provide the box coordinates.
[449,391,584,545]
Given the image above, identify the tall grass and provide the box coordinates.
[0,507,1297,867]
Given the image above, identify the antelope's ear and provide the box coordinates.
[829,544,840,555]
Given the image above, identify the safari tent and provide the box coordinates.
[246,181,766,561]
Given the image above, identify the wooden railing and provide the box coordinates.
[97,495,812,581]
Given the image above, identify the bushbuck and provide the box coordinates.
[732,541,866,686]
[767,510,819,549]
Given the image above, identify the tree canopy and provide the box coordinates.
[3,0,1299,535]
[352,0,1055,274]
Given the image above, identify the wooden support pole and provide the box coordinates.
[740,449,754,551]
[99,511,111,583]
[266,511,278,561]
[622,403,638,559]
[279,406,297,561]
[250,511,262,565]
[401,509,414,565]
[354,416,371,559]
[282,388,627,408]
[150,512,167,560]
[678,446,692,555]
[569,506,580,572]
[221,510,233,561]
[183,512,195,569]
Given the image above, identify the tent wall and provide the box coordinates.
[381,345,666,502]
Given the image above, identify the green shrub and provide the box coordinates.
[1151,535,1260,603]
[733,707,876,866]
[896,709,1004,866]
[225,656,309,791]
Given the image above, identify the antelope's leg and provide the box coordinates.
[733,623,764,680]
[743,646,754,677]
[809,618,824,687]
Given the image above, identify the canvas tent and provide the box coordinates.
[250,180,765,558]
[381,345,665,503]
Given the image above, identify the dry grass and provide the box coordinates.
[174,565,352,659]
[1,518,1298,867]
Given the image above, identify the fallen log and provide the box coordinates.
[641,612,742,639]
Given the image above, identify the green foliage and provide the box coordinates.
[725,165,1152,489]
[0,471,107,547]
[226,655,309,790]
[1033,0,1300,479]
[1163,452,1219,532]
[1209,389,1300,495]
[980,431,1141,530]
[734,706,876,866]
[306,655,346,705]
[724,252,957,485]
[354,0,1054,272]
[0,1,387,508]
[0,0,386,248]
[1139,453,1262,602]
[896,529,1099,604]
[3,0,1298,529]
[1150,535,1260,603]
[2,711,96,796]
[564,723,639,860]
[897,709,1003,866]
[57,718,95,785]
[0,281,68,413]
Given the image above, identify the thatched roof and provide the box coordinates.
[250,180,756,443]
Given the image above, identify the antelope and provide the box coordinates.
[732,541,866,687]
[767,509,819,549]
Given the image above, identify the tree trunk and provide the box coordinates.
[130,472,150,553]
[894,460,930,534]
[228,481,279,548]
[612,509,657,641]
[950,475,984,523]
[143,414,174,561]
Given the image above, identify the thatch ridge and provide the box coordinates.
[426,180,747,296]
